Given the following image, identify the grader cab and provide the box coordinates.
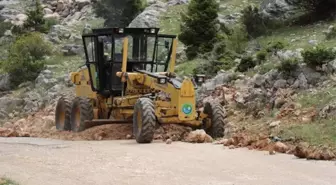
[55,27,226,143]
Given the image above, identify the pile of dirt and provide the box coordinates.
[217,133,336,161]
[0,109,214,143]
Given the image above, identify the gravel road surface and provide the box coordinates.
[0,137,335,185]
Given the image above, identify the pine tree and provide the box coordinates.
[178,0,222,60]
[23,0,46,33]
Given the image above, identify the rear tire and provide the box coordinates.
[133,98,156,143]
[203,102,226,138]
[70,97,94,132]
[55,97,72,131]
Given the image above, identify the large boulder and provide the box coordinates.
[128,1,168,28]
[260,0,304,21]
[0,74,11,91]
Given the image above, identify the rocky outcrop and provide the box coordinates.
[260,0,304,21]
[128,1,168,28]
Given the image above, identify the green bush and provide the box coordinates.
[178,0,223,60]
[325,25,336,40]
[0,21,12,37]
[236,56,256,72]
[302,45,336,67]
[227,26,248,54]
[43,18,59,32]
[23,0,47,33]
[256,50,267,61]
[266,41,286,53]
[276,58,299,74]
[241,5,270,38]
[2,32,52,86]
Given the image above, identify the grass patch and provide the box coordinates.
[175,59,199,76]
[279,119,336,148]
[0,178,19,185]
[256,19,336,50]
[159,4,187,35]
[296,87,336,108]
[45,55,83,77]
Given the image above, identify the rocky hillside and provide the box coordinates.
[0,0,336,160]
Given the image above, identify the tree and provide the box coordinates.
[178,0,222,60]
[23,0,47,33]
[93,0,145,27]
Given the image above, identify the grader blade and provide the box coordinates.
[84,119,131,127]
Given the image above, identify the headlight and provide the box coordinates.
[195,74,206,83]
[151,29,156,33]
[158,78,167,84]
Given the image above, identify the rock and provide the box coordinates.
[128,1,167,28]
[0,97,24,113]
[269,150,276,155]
[228,145,235,149]
[75,0,91,10]
[62,44,83,56]
[166,139,172,144]
[43,8,53,14]
[126,134,132,139]
[11,13,27,26]
[167,0,189,6]
[273,79,287,89]
[0,73,11,91]
[260,0,304,21]
[273,142,289,153]
[292,73,308,89]
[269,120,280,128]
[184,129,213,143]
[43,12,60,20]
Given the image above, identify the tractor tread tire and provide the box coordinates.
[133,98,156,143]
[55,96,72,131]
[70,97,94,132]
[205,102,226,139]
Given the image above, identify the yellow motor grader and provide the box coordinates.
[55,27,226,143]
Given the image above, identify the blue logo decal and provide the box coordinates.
[182,103,192,115]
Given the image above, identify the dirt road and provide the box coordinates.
[0,137,335,185]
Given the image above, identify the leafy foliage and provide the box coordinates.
[276,58,299,74]
[236,56,257,72]
[324,25,336,40]
[178,0,223,60]
[266,41,286,53]
[93,0,145,27]
[256,50,267,62]
[1,32,52,86]
[23,0,47,33]
[226,26,248,54]
[0,21,12,37]
[302,45,336,67]
[240,5,268,38]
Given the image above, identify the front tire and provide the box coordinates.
[70,97,94,132]
[55,96,72,131]
[133,98,156,143]
[203,102,226,138]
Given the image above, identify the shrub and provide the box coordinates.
[23,0,47,33]
[256,50,267,61]
[276,58,299,74]
[241,5,267,38]
[302,45,336,67]
[2,32,52,86]
[227,26,248,54]
[0,21,12,37]
[266,41,286,53]
[43,18,59,32]
[178,0,223,60]
[324,25,336,40]
[236,56,256,72]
